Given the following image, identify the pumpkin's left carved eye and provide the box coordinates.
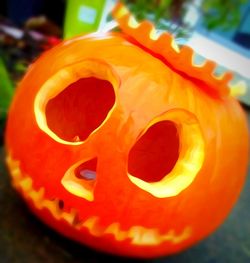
[128,120,179,183]
[128,110,205,198]
[34,59,119,145]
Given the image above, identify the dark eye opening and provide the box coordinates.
[45,77,115,142]
[128,121,180,183]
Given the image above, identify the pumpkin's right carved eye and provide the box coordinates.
[46,77,115,143]
[34,60,119,145]
[127,110,205,198]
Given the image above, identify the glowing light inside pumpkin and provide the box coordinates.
[62,158,97,201]
[7,153,192,246]
[34,60,119,145]
[128,16,139,28]
[128,110,205,198]
[46,77,115,142]
[128,121,179,183]
[114,3,129,20]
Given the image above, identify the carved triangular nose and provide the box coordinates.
[61,158,97,201]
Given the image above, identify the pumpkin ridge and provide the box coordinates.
[112,2,232,98]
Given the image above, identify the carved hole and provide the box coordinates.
[58,200,64,210]
[61,158,98,201]
[75,158,97,181]
[45,77,115,142]
[128,121,179,183]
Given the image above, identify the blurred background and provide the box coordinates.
[0,0,249,262]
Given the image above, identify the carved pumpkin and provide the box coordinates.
[5,3,249,259]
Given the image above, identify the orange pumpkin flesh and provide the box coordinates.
[5,3,249,259]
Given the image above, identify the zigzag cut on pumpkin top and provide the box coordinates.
[112,2,232,98]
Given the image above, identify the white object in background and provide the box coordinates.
[186,32,250,79]
[98,0,117,32]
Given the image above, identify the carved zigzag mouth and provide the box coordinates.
[6,153,191,246]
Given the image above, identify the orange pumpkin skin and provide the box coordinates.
[5,4,249,259]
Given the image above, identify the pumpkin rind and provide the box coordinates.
[4,4,249,259]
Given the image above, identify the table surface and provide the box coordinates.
[0,109,249,263]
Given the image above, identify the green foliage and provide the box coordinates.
[125,0,174,22]
[122,0,247,35]
[201,0,247,30]
[123,0,187,30]
[122,0,191,40]
[0,56,14,120]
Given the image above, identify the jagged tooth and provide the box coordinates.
[139,229,160,245]
[6,152,193,246]
[71,211,83,227]
[105,223,119,237]
[128,226,145,245]
[128,226,162,245]
[29,188,45,209]
[10,166,22,181]
[42,199,61,220]
[52,199,78,225]
[6,156,23,180]
[105,222,127,241]
[82,217,101,236]
[161,227,191,244]
[6,156,19,169]
[174,227,192,244]
[61,209,77,225]
[162,229,175,242]
[134,228,160,245]
[19,177,32,192]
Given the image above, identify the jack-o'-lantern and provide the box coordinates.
[5,3,249,259]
